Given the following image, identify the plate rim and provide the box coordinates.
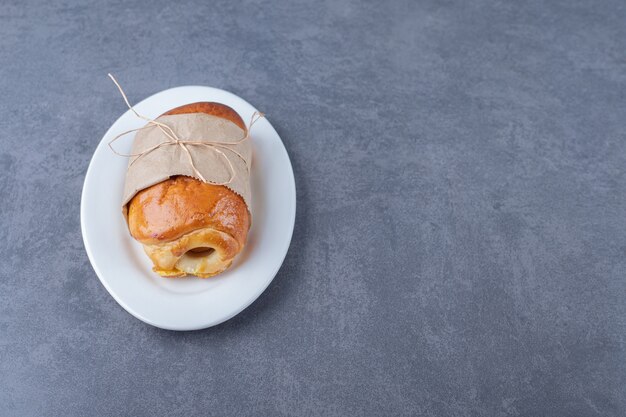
[80,84,296,331]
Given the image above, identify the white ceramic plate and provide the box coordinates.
[81,85,296,331]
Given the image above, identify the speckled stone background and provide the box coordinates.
[1,0,625,415]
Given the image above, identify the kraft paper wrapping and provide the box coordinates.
[120,113,251,219]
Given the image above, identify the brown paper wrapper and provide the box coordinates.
[121,113,251,219]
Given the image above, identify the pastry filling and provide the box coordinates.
[186,247,215,257]
[175,246,221,275]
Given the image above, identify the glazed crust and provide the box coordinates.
[128,175,250,245]
[164,102,246,130]
[126,102,251,278]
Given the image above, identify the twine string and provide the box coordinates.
[107,73,264,185]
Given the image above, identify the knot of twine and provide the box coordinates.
[107,73,264,185]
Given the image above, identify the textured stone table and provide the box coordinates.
[1,0,625,415]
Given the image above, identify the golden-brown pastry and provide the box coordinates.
[126,103,251,278]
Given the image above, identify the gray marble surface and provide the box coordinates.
[1,0,625,415]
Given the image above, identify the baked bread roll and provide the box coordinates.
[126,103,251,278]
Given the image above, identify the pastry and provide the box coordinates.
[126,103,251,278]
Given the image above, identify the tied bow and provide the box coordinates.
[107,73,263,185]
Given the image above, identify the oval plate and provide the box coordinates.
[81,86,296,330]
